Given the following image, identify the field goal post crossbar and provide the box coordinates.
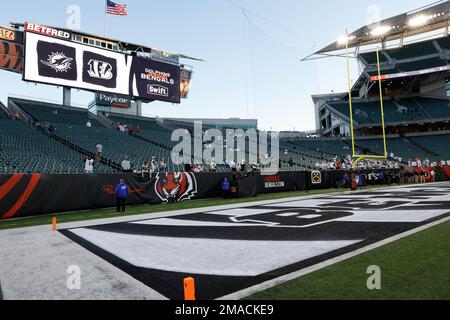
[345,29,388,169]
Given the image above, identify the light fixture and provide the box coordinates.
[370,25,391,37]
[337,34,356,45]
[408,14,432,27]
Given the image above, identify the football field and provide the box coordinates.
[1,182,449,300]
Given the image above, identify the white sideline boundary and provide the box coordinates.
[219,215,450,300]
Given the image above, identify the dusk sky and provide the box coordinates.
[0,0,433,131]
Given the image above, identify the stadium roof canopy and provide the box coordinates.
[303,0,450,60]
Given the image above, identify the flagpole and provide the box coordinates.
[104,0,107,36]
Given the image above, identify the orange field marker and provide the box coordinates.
[52,217,57,231]
[184,277,196,301]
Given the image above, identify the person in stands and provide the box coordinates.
[84,156,95,174]
[96,143,103,162]
[151,156,158,173]
[115,179,129,213]
[48,124,55,137]
[210,160,217,172]
[160,159,167,173]
[121,157,132,173]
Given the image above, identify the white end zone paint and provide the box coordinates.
[219,215,450,300]
[69,228,362,277]
[0,228,167,300]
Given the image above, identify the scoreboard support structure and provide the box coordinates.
[63,87,72,106]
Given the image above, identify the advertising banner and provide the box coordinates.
[24,22,71,40]
[96,92,131,108]
[131,56,181,103]
[180,68,192,99]
[0,41,24,72]
[0,27,23,44]
[24,32,131,95]
[0,170,401,220]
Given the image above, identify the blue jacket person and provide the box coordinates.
[115,179,129,212]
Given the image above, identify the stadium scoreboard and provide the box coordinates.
[1,22,197,104]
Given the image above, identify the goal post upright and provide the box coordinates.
[345,29,356,158]
[376,48,388,159]
[345,31,388,169]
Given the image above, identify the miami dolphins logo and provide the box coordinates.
[41,52,73,73]
[154,172,197,203]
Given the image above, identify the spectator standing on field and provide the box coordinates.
[221,177,231,198]
[115,179,129,213]
[96,143,103,162]
[142,161,150,178]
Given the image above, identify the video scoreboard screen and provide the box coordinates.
[23,23,181,103]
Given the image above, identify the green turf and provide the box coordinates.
[0,187,355,230]
[0,185,397,231]
[246,219,450,300]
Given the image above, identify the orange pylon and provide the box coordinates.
[184,277,196,301]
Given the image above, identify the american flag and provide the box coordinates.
[106,0,128,16]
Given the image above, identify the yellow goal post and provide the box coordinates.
[345,29,388,169]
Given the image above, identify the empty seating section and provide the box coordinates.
[355,138,423,160]
[328,100,383,125]
[360,38,442,67]
[409,134,450,161]
[328,97,450,125]
[2,99,449,174]
[110,115,173,145]
[0,118,103,174]
[360,37,449,76]
[16,101,181,172]
[284,135,450,164]
[413,98,450,119]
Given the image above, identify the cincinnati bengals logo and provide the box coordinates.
[0,174,41,220]
[154,172,197,203]
[0,41,24,72]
